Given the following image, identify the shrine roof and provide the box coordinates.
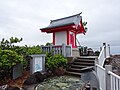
[41,13,82,30]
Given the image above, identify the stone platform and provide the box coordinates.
[35,76,84,90]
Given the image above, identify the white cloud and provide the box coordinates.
[0,0,120,54]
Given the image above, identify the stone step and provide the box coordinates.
[73,62,94,66]
[68,67,94,72]
[80,66,94,72]
[74,61,94,64]
[66,56,96,76]
[76,56,97,60]
[74,59,95,62]
[67,66,95,74]
[68,68,82,73]
[71,65,87,69]
[65,71,82,76]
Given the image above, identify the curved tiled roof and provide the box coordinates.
[41,13,82,30]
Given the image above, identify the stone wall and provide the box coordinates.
[72,48,80,58]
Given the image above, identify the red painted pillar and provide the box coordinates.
[67,31,69,45]
[53,32,55,45]
[75,32,77,48]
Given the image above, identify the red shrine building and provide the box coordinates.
[40,13,85,48]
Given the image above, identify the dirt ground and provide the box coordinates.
[0,71,30,88]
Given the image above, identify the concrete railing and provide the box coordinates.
[98,43,110,66]
[96,64,120,90]
[41,44,72,57]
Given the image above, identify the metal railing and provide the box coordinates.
[41,44,72,57]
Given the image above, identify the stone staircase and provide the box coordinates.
[66,56,98,76]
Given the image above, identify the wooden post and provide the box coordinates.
[105,65,112,90]
[62,43,66,57]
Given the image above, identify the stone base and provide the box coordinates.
[72,48,80,58]
[66,57,74,63]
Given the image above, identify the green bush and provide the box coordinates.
[26,45,42,55]
[0,50,23,68]
[46,53,67,71]
[0,37,43,70]
[0,37,43,80]
[0,50,24,80]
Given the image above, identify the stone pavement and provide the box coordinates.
[35,76,84,90]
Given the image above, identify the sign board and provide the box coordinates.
[30,54,46,74]
[34,57,42,72]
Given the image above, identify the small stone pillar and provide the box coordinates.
[30,54,46,74]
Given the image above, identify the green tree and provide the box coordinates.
[45,42,52,46]
[0,37,22,50]
[82,21,88,33]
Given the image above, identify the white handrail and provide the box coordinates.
[98,45,105,66]
[96,64,106,90]
[97,43,110,66]
[96,64,105,71]
[108,71,120,90]
[96,43,120,90]
[96,64,120,90]
[108,71,120,79]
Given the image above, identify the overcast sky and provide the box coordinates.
[0,0,120,54]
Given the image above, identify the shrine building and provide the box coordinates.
[40,13,85,48]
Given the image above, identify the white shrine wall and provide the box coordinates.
[55,31,67,45]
